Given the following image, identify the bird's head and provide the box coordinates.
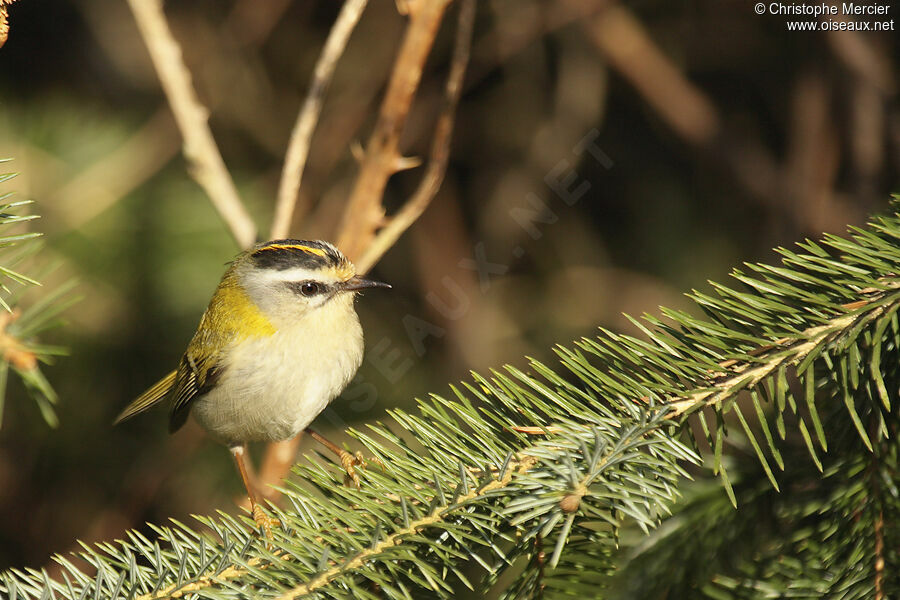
[232,239,390,325]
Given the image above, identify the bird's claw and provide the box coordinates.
[252,503,281,540]
[340,450,384,488]
[340,450,364,487]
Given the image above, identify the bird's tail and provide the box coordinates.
[113,370,177,425]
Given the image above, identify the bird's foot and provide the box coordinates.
[252,503,281,539]
[340,450,364,487]
[340,450,384,488]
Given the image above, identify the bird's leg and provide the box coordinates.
[305,429,380,488]
[230,444,279,538]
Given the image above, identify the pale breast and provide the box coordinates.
[191,303,364,445]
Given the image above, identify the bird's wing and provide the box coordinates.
[168,354,223,433]
[113,370,178,425]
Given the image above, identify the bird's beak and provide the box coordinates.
[342,276,391,291]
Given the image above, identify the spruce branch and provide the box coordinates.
[6,200,900,597]
[2,370,693,599]
[0,165,75,429]
[613,410,899,600]
[665,281,899,420]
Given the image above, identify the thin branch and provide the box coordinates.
[125,0,257,249]
[582,3,719,146]
[271,0,370,240]
[0,0,15,49]
[275,455,538,600]
[466,0,609,91]
[667,282,900,417]
[336,0,453,261]
[355,0,474,275]
[151,409,650,598]
[256,436,298,507]
[128,455,538,600]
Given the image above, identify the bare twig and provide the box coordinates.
[784,74,849,233]
[255,434,297,505]
[126,0,257,249]
[0,0,15,49]
[467,0,609,91]
[271,0,369,241]
[583,3,719,146]
[355,0,474,274]
[825,26,896,95]
[336,0,453,261]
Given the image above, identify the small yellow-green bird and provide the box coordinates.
[115,239,389,532]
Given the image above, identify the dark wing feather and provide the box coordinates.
[168,354,223,433]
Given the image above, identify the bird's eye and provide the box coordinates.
[299,281,321,297]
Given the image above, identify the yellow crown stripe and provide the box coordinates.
[257,243,327,257]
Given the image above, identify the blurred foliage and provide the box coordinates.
[0,163,75,429]
[0,0,896,590]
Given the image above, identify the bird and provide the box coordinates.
[114,239,390,534]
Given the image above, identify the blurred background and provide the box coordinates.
[0,0,897,573]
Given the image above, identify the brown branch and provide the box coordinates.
[271,0,370,240]
[125,0,257,249]
[0,310,35,371]
[301,0,607,240]
[0,0,15,49]
[467,0,609,91]
[582,3,719,146]
[825,26,896,95]
[335,0,453,261]
[355,0,474,274]
[255,434,299,506]
[581,2,864,234]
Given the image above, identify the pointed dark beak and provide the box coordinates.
[342,276,391,291]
